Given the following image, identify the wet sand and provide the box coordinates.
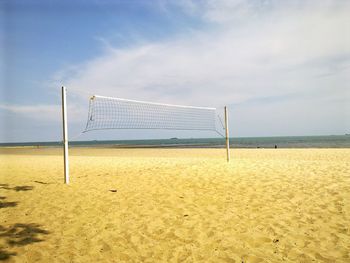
[1,148,349,262]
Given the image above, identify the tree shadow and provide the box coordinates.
[0,197,18,209]
[0,184,47,261]
[0,184,9,190]
[0,248,16,261]
[0,184,34,192]
[0,224,49,261]
[12,186,33,192]
[0,224,49,246]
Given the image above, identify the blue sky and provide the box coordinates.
[0,0,349,142]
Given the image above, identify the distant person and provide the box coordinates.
[275,145,277,149]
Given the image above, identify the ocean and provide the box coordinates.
[1,135,349,148]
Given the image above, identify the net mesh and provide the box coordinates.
[84,95,223,135]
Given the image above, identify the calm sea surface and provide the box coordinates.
[1,135,349,148]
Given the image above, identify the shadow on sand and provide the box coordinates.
[33,181,50,185]
[0,184,34,192]
[0,224,49,261]
[0,184,49,261]
[0,196,18,209]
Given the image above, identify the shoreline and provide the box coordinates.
[1,135,349,149]
[1,144,350,151]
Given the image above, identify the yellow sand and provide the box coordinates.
[0,148,349,262]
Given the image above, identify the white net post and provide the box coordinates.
[224,106,230,162]
[61,86,69,184]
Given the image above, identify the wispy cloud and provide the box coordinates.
[0,104,60,121]
[0,104,85,123]
[56,1,349,108]
[2,0,349,141]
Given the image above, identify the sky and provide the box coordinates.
[0,0,349,142]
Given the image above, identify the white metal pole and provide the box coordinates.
[224,106,230,162]
[62,86,70,184]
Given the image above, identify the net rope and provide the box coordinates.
[83,95,224,136]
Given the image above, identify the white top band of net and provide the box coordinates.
[84,95,221,134]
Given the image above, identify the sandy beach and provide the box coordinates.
[0,148,349,262]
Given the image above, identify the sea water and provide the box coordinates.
[1,135,350,148]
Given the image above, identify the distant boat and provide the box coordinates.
[170,137,178,140]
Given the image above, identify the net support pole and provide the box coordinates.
[224,106,230,162]
[61,86,70,184]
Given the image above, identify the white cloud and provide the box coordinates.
[0,104,60,120]
[0,103,85,123]
[52,0,350,136]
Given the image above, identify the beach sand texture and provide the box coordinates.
[1,148,349,262]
